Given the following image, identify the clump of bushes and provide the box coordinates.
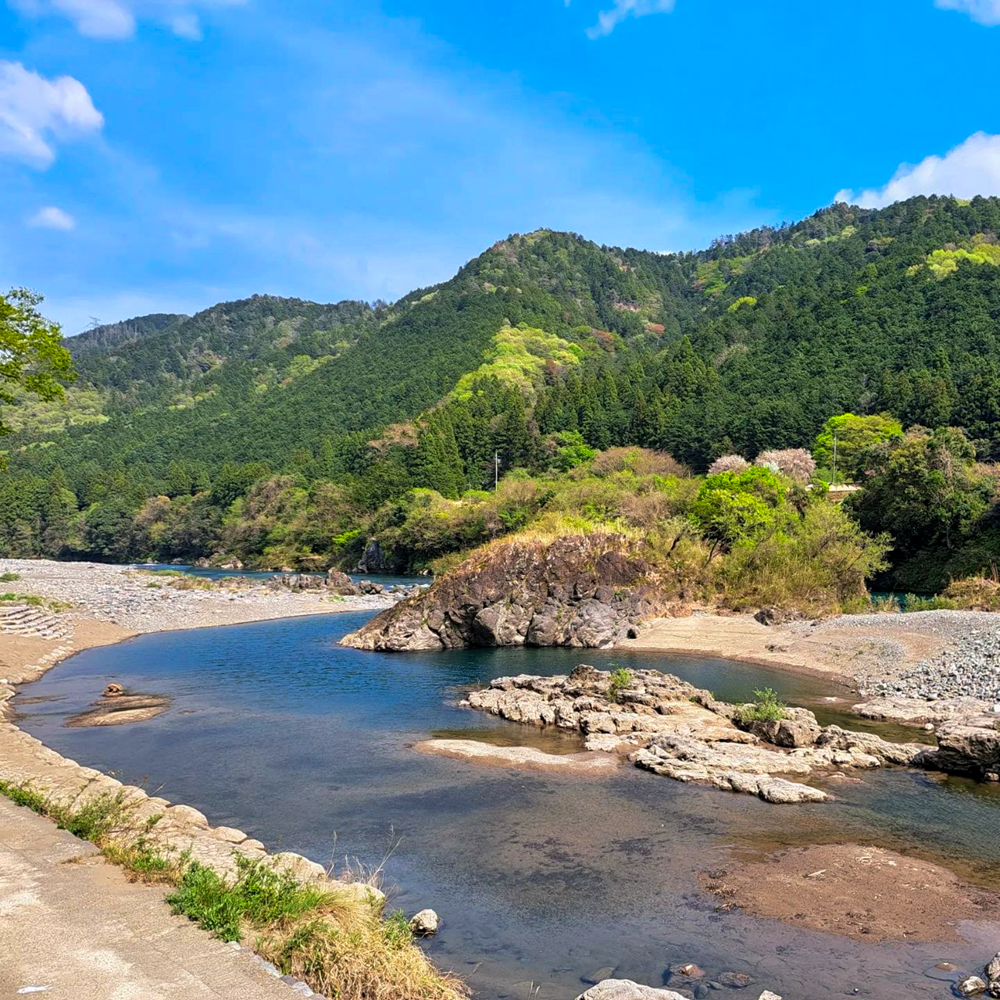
[940,575,1000,611]
[0,571,20,582]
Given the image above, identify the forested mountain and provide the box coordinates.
[5,194,1000,585]
[69,313,186,358]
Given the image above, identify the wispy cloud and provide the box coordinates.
[576,0,677,38]
[835,132,1000,208]
[0,61,103,167]
[7,0,246,40]
[934,0,1000,25]
[28,205,76,229]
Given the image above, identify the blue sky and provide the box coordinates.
[3,0,1000,334]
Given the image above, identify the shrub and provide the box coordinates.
[737,688,787,724]
[0,571,20,582]
[900,594,958,612]
[755,448,816,482]
[607,667,633,703]
[941,575,1000,611]
[708,454,749,475]
[592,447,687,478]
[169,857,467,1000]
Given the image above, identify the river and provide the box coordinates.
[13,610,1000,1000]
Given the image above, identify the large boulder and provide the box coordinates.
[748,708,821,748]
[326,568,354,588]
[358,539,392,574]
[575,980,687,1000]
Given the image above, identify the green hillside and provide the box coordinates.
[5,194,1000,584]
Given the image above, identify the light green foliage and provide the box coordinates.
[452,324,581,401]
[737,688,787,724]
[0,289,75,446]
[552,430,596,471]
[911,236,1000,279]
[813,413,903,482]
[689,466,788,556]
[694,260,727,296]
[607,667,633,703]
[0,571,19,582]
[727,296,757,313]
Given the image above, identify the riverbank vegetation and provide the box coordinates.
[0,779,467,1000]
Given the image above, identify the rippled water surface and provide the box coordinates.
[14,611,1000,1000]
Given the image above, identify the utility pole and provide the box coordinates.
[832,432,838,485]
[495,451,499,490]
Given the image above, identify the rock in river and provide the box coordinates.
[409,908,440,936]
[342,533,660,652]
[575,980,687,1000]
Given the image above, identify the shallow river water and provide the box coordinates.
[14,611,1000,1000]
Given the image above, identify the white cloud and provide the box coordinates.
[28,205,76,229]
[8,0,245,40]
[834,132,1000,208]
[584,0,676,38]
[0,61,103,167]
[934,0,1000,25]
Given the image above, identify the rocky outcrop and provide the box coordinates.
[852,695,992,725]
[459,665,928,803]
[919,714,1000,780]
[342,533,660,652]
[358,539,393,574]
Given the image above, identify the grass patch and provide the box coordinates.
[736,687,787,724]
[169,857,467,1000]
[0,571,21,582]
[0,592,44,605]
[0,779,177,885]
[900,593,958,613]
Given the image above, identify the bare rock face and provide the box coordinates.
[852,696,991,725]
[747,708,821,748]
[342,533,659,652]
[457,665,937,803]
[326,568,354,589]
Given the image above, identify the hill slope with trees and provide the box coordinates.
[5,195,1000,592]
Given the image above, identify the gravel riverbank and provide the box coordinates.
[620,609,1000,705]
[0,558,393,639]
